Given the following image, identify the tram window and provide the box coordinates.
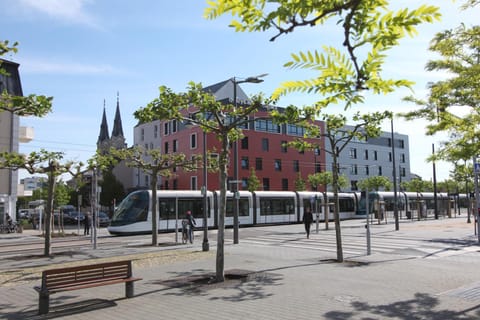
[260,198,295,216]
[226,199,249,217]
[112,191,149,224]
[338,198,355,212]
[159,199,176,220]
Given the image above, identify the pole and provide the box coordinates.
[473,157,480,243]
[433,144,439,219]
[202,130,209,251]
[391,117,399,230]
[366,188,371,255]
[233,78,240,244]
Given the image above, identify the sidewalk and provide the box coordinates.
[1,218,480,320]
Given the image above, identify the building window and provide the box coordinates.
[255,119,281,133]
[241,137,249,149]
[400,167,406,177]
[282,178,288,191]
[191,133,197,149]
[350,164,358,175]
[374,150,378,161]
[173,139,178,152]
[274,159,282,171]
[400,153,405,163]
[281,141,288,153]
[164,122,169,135]
[164,142,169,153]
[262,138,269,151]
[241,178,248,189]
[350,148,357,159]
[378,166,382,176]
[364,150,368,160]
[263,178,270,191]
[154,125,158,138]
[287,124,305,136]
[150,142,153,150]
[293,160,300,172]
[241,157,249,170]
[389,152,392,162]
[365,165,370,176]
[145,175,149,187]
[315,162,321,173]
[172,120,177,133]
[191,176,197,190]
[256,158,263,171]
[173,179,178,190]
[141,128,145,141]
[399,140,405,149]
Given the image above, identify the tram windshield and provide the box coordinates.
[111,191,149,226]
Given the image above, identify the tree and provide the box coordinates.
[1,40,52,116]
[0,150,82,256]
[205,1,440,108]
[400,178,432,192]
[205,0,439,263]
[99,169,125,212]
[357,176,392,191]
[247,167,260,192]
[134,82,304,281]
[292,111,390,261]
[308,171,348,230]
[401,21,480,168]
[99,146,201,246]
[308,171,348,192]
[294,172,306,191]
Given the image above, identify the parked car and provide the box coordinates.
[98,212,110,227]
[64,211,85,224]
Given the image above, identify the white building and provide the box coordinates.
[0,59,34,223]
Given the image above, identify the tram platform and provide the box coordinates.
[1,217,480,319]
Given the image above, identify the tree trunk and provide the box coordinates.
[151,173,158,246]
[44,171,56,256]
[332,157,344,262]
[216,139,229,282]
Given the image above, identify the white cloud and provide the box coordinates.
[18,0,101,29]
[20,58,124,75]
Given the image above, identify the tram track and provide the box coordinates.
[0,236,119,258]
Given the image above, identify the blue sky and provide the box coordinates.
[1,0,477,182]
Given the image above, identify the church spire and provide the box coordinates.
[112,91,124,138]
[97,100,110,148]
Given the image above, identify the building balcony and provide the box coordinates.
[19,126,34,143]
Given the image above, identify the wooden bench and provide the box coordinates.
[34,260,142,315]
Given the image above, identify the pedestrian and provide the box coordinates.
[84,212,90,235]
[185,210,196,243]
[303,206,313,239]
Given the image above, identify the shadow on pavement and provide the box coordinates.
[324,293,480,320]
[3,298,117,320]
[145,268,282,302]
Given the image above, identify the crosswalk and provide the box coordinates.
[240,228,467,258]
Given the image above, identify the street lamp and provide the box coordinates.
[201,114,211,252]
[390,117,399,230]
[231,74,267,244]
[185,113,211,252]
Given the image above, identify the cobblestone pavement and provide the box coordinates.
[1,217,480,320]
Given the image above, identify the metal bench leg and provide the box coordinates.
[38,291,49,315]
[126,281,134,298]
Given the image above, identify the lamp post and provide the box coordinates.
[202,120,209,251]
[231,74,267,244]
[390,117,399,230]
